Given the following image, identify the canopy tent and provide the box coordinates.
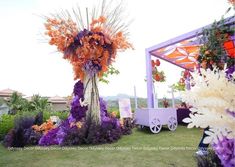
[145,16,235,108]
[151,37,200,71]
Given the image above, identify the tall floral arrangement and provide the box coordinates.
[44,0,132,126]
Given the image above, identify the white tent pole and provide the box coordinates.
[153,82,158,108]
[171,87,175,108]
[134,85,138,109]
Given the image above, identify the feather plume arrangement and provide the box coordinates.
[182,67,235,144]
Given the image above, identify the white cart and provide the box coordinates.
[134,108,178,133]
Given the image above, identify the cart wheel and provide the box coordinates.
[167,116,177,131]
[149,118,162,133]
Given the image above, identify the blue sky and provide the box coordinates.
[0,0,233,98]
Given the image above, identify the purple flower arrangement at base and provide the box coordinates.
[39,128,60,146]
[3,116,41,148]
[3,80,134,147]
[38,119,71,146]
[37,80,132,146]
[212,137,235,167]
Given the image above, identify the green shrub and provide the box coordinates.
[116,111,120,118]
[43,111,69,122]
[0,114,15,140]
[0,110,69,141]
[0,111,43,141]
[15,111,36,118]
[107,108,120,118]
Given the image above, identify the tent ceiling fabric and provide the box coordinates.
[150,38,201,71]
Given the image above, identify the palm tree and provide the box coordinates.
[0,97,5,106]
[7,92,28,114]
[30,95,52,112]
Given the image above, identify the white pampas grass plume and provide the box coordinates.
[182,67,235,144]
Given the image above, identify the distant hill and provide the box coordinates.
[102,94,182,112]
[102,94,134,101]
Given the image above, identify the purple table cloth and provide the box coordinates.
[176,108,190,124]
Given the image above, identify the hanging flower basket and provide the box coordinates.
[197,18,235,70]
[151,59,166,82]
[172,70,191,91]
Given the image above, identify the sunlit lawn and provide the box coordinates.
[0,125,202,167]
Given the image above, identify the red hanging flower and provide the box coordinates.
[151,59,160,67]
[151,59,166,82]
[154,74,161,81]
[223,39,235,58]
[179,78,185,84]
[151,60,155,68]
[155,59,160,66]
[183,70,190,78]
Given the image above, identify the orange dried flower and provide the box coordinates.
[76,121,83,129]
[111,111,117,118]
[32,119,56,134]
[98,16,106,23]
[44,18,78,52]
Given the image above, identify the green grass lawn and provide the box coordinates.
[0,125,202,167]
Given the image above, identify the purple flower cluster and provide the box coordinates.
[80,96,122,144]
[84,60,102,78]
[3,129,16,147]
[213,137,235,167]
[63,30,88,57]
[61,125,86,145]
[70,80,88,121]
[70,95,87,121]
[38,117,71,146]
[39,128,60,146]
[226,109,235,118]
[99,97,108,118]
[55,120,70,145]
[64,29,113,60]
[226,65,235,81]
[73,80,84,97]
[3,116,39,147]
[100,98,121,129]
